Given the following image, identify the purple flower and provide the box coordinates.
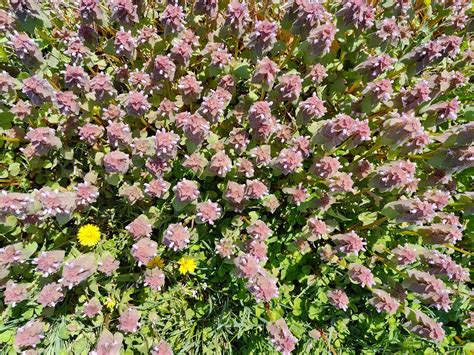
[275,74,302,102]
[37,282,63,307]
[145,178,171,199]
[209,151,232,177]
[126,215,152,239]
[267,318,298,355]
[196,201,222,225]
[103,151,130,174]
[90,73,116,101]
[363,79,393,102]
[337,0,375,29]
[60,254,96,289]
[297,94,326,124]
[152,55,176,82]
[234,254,262,279]
[131,238,158,266]
[398,80,431,110]
[14,320,45,350]
[163,223,190,251]
[198,90,227,124]
[425,98,459,124]
[114,27,136,58]
[246,240,268,262]
[328,172,355,193]
[124,91,150,117]
[178,74,203,104]
[8,31,43,66]
[310,156,341,179]
[215,238,236,259]
[64,65,90,92]
[22,75,54,106]
[210,47,232,70]
[419,249,469,282]
[79,0,104,23]
[118,308,141,333]
[252,57,279,90]
[175,112,210,145]
[391,244,417,265]
[348,263,375,288]
[370,160,418,192]
[274,148,303,175]
[307,217,328,240]
[155,128,179,160]
[170,39,193,66]
[248,101,278,141]
[119,184,144,204]
[66,37,91,63]
[247,220,272,241]
[247,20,278,56]
[173,179,200,204]
[223,1,249,37]
[0,191,34,220]
[144,268,165,291]
[307,63,328,84]
[103,104,125,121]
[416,224,463,245]
[36,188,76,217]
[79,123,104,145]
[11,100,31,121]
[405,309,445,342]
[245,179,269,200]
[246,269,279,302]
[54,91,80,116]
[24,127,62,157]
[110,0,138,24]
[308,23,337,56]
[224,181,246,207]
[376,18,401,43]
[327,288,349,311]
[356,54,395,79]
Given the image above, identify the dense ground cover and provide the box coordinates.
[0,0,473,353]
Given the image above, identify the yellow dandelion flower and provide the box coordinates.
[104,297,116,309]
[147,256,165,269]
[77,224,101,247]
[177,257,197,275]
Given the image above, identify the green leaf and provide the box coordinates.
[358,212,378,226]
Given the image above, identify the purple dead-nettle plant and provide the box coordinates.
[235,157,255,178]
[327,288,349,311]
[98,255,120,275]
[83,297,102,318]
[398,80,431,110]
[291,136,312,158]
[422,190,450,210]
[224,181,246,205]
[247,20,278,56]
[106,120,132,148]
[178,73,203,104]
[8,31,43,66]
[246,269,279,302]
[155,128,179,159]
[0,243,26,268]
[126,215,152,239]
[14,320,45,350]
[36,188,76,217]
[114,27,136,58]
[37,282,64,307]
[297,93,326,124]
[248,101,278,141]
[176,112,210,145]
[308,23,337,56]
[315,114,366,149]
[144,268,166,291]
[196,200,222,225]
[252,57,279,90]
[90,73,116,101]
[131,238,158,266]
[425,97,459,124]
[209,151,232,177]
[162,223,191,251]
[419,249,469,282]
[283,184,309,206]
[363,79,393,102]
[246,239,268,262]
[173,179,200,204]
[287,0,332,36]
[275,123,294,144]
[307,63,328,84]
[328,172,355,193]
[223,0,248,37]
[53,91,80,116]
[391,244,417,266]
[306,217,328,241]
[376,17,401,43]
[267,318,298,355]
[416,224,463,245]
[103,150,131,174]
[145,178,171,199]
[22,75,54,106]
[124,91,150,116]
[332,231,366,256]
[405,309,445,342]
[274,148,304,175]
[79,123,104,145]
[215,238,236,259]
[119,184,144,204]
[356,54,395,80]
[32,250,65,277]
[131,137,154,157]
[275,74,302,102]
[91,329,123,355]
[161,4,185,35]
[146,157,172,177]
[66,37,91,63]
[247,220,273,241]
[370,289,400,315]
[384,198,436,224]
[170,39,193,67]
[403,270,452,311]
[337,0,375,29]
[234,254,262,279]
[210,46,232,70]
[3,281,29,307]
[310,156,341,179]
[0,191,34,220]
[157,98,178,120]
[150,341,173,355]
[110,0,138,24]
[83,194,107,220]
[370,160,418,192]
[59,254,96,289]
[152,55,176,82]
[64,64,90,92]
[0,70,17,94]
[11,99,31,120]
[79,0,103,23]
[199,90,227,123]
[103,104,126,121]
[118,308,141,333]
[138,26,158,45]
[348,263,376,288]
[0,9,14,32]
[245,179,269,200]
[193,0,218,18]
[23,127,62,157]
